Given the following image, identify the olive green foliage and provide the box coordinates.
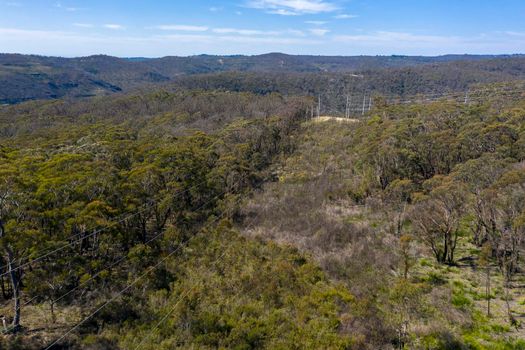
[3,52,525,108]
[243,87,525,348]
[115,227,354,349]
[2,83,525,349]
[1,90,350,348]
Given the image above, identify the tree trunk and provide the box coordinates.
[486,265,491,317]
[141,217,148,244]
[441,234,448,264]
[6,247,21,332]
[50,300,56,323]
[1,273,10,299]
[448,230,459,264]
[504,280,514,326]
[396,204,406,237]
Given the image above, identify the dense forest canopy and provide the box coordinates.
[2,53,525,104]
[1,54,525,349]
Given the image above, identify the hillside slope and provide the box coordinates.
[2,84,525,349]
[241,87,525,348]
[2,53,525,104]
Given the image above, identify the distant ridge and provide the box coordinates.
[1,53,525,104]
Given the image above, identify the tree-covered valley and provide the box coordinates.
[1,56,525,349]
[2,53,525,105]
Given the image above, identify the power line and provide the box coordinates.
[379,86,525,105]
[43,168,250,349]
[133,199,263,350]
[1,118,271,337]
[0,119,259,279]
[333,85,525,116]
[47,186,234,307]
[0,203,156,279]
[360,83,525,101]
[5,197,197,331]
[1,114,287,338]
[51,230,164,305]
[0,200,155,273]
[391,90,524,106]
[43,199,237,350]
[132,238,233,350]
[44,244,184,349]
[341,85,525,104]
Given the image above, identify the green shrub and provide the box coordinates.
[452,290,472,310]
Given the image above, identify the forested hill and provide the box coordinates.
[2,83,525,349]
[2,53,525,104]
[140,53,517,74]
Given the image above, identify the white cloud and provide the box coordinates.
[73,23,93,28]
[1,27,523,57]
[54,2,83,11]
[154,25,308,37]
[288,29,306,36]
[305,20,327,25]
[267,8,299,15]
[246,0,337,15]
[329,31,525,54]
[309,28,330,36]
[505,31,525,37]
[333,31,459,46]
[334,14,357,19]
[104,24,124,30]
[209,6,222,12]
[154,25,209,32]
[157,33,320,45]
[215,35,321,45]
[212,28,280,36]
[235,10,243,15]
[156,34,214,43]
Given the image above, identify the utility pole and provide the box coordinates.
[362,94,367,116]
[464,90,469,105]
[345,95,348,118]
[368,96,372,111]
[317,95,321,118]
[345,95,351,118]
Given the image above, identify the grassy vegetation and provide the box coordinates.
[1,83,525,349]
[242,91,525,348]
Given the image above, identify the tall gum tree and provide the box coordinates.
[0,160,31,332]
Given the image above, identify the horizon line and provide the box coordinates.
[1,52,525,59]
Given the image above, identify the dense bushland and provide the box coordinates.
[2,53,525,105]
[1,83,525,349]
[1,90,355,349]
[244,90,525,348]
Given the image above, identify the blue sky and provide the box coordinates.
[1,0,524,57]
